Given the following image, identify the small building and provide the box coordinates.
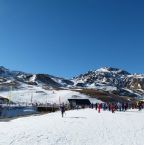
[68,99,91,108]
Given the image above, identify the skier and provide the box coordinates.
[98,103,101,113]
[0,105,2,116]
[103,103,106,111]
[122,103,125,111]
[117,102,122,111]
[138,102,142,111]
[60,104,65,118]
[91,103,94,109]
[111,104,115,113]
[108,103,111,111]
[95,103,98,110]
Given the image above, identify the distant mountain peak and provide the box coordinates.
[0,66,9,70]
[95,67,130,75]
[0,66,9,74]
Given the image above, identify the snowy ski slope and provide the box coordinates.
[0,85,100,104]
[0,109,144,145]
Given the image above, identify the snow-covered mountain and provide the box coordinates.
[0,66,73,91]
[0,66,144,101]
[72,67,144,98]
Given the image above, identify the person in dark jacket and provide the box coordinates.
[91,103,94,109]
[138,102,142,111]
[60,104,65,118]
[95,103,98,110]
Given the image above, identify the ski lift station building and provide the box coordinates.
[68,99,91,107]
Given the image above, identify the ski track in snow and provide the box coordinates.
[0,109,144,145]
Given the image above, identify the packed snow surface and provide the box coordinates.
[0,109,144,145]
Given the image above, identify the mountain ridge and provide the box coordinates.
[0,66,143,99]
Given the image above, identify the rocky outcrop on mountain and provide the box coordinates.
[125,75,144,90]
[35,74,61,88]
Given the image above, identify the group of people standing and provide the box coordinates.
[59,101,144,117]
[91,101,144,113]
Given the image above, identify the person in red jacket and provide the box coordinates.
[111,104,115,113]
[98,103,101,113]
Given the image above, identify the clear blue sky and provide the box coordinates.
[0,0,144,78]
